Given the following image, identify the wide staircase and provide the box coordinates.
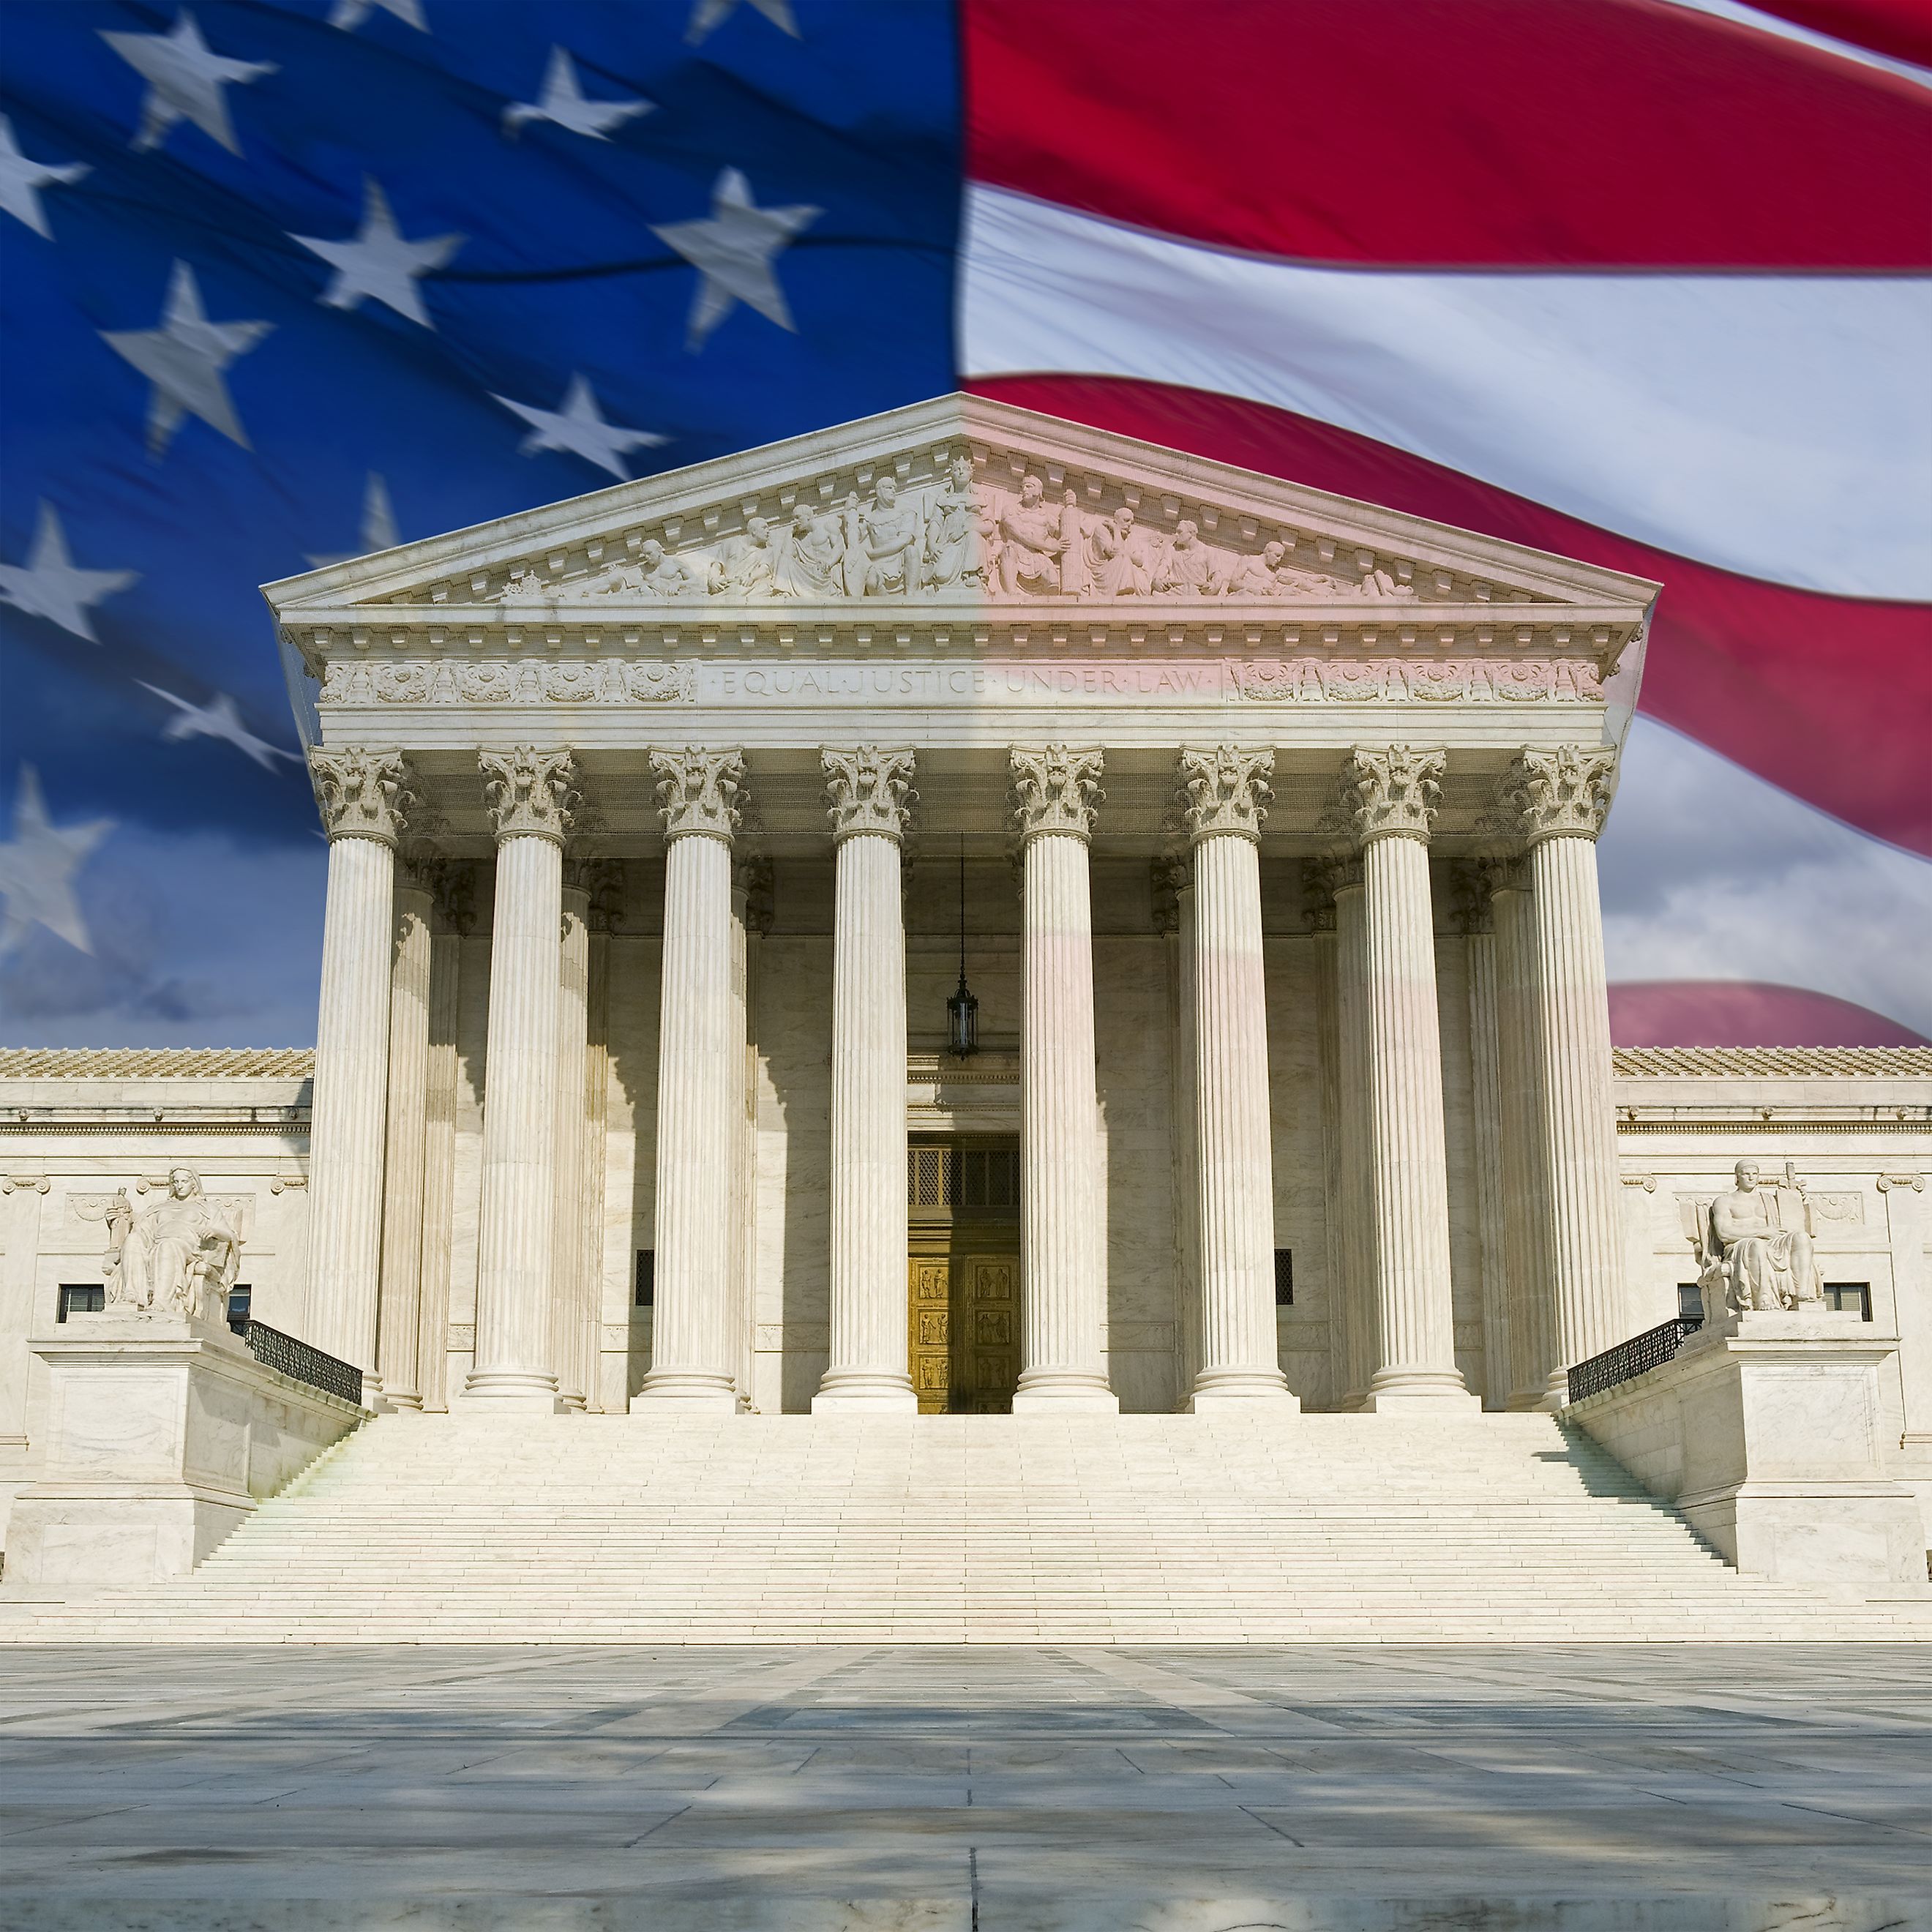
[7,1411,1931,1643]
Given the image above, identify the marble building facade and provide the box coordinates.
[2,398,1928,1547]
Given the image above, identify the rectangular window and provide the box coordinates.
[226,1284,252,1333]
[634,1251,654,1309]
[1824,1283,1873,1321]
[1273,1250,1293,1307]
[1677,1284,1704,1321]
[56,1284,104,1323]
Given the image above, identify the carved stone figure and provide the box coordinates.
[1091,506,1160,597]
[1055,490,1093,597]
[776,503,847,599]
[716,517,782,599]
[1694,1161,1824,1317]
[634,538,716,599]
[920,457,981,593]
[854,476,923,596]
[1155,520,1224,596]
[102,1167,241,1319]
[993,476,1067,597]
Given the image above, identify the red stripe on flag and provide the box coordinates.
[1609,981,1932,1046]
[967,375,1932,858]
[963,0,1932,269]
[1740,0,1932,69]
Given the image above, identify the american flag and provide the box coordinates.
[2,0,1927,1046]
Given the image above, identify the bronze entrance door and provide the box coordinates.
[906,1137,1021,1414]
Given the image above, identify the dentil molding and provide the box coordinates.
[1010,746,1104,844]
[822,747,917,842]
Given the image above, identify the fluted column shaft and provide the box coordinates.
[817,827,916,1409]
[1333,871,1376,1407]
[468,834,565,1404]
[1015,828,1116,1409]
[1359,833,1472,1406]
[639,831,738,1407]
[375,868,433,1407]
[549,875,591,1409]
[1188,834,1295,1408]
[306,748,413,1373]
[1528,830,1625,1380]
[1462,913,1512,1409]
[416,910,462,1410]
[468,746,577,1407]
[1491,872,1554,1407]
[580,921,613,1411]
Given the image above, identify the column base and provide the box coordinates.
[1012,1371,1120,1413]
[812,1369,918,1413]
[463,1368,569,1412]
[635,1369,738,1411]
[1362,1367,1479,1412]
[1187,1368,1299,1410]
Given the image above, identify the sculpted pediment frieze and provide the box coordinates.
[265,396,1659,639]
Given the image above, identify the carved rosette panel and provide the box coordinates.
[310,747,416,847]
[479,746,579,845]
[1009,746,1104,845]
[1177,746,1273,845]
[822,746,917,843]
[1339,746,1445,846]
[1498,745,1618,845]
[651,749,745,844]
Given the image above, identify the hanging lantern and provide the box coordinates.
[946,839,979,1059]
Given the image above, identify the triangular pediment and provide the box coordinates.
[263,395,1658,631]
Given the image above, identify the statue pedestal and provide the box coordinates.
[1571,1311,1925,1590]
[4,1311,365,1597]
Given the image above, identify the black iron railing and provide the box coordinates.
[1566,1317,1702,1405]
[239,1320,364,1407]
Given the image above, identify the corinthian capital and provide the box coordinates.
[1177,746,1273,844]
[1340,745,1444,845]
[822,746,916,842]
[479,747,577,844]
[1010,746,1104,844]
[1499,744,1618,844]
[310,747,416,846]
[651,748,744,843]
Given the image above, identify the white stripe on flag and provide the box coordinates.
[960,184,1932,600]
[1600,716,1932,1038]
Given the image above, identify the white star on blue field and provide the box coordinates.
[0,0,959,1041]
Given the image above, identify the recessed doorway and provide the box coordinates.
[907,1135,1021,1413]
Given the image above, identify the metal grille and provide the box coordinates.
[1565,1317,1702,1405]
[243,1321,364,1407]
[907,1145,1021,1208]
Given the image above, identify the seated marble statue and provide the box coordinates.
[1153,520,1227,596]
[1696,1160,1824,1317]
[854,476,924,596]
[102,1167,241,1319]
[715,516,783,598]
[992,476,1066,596]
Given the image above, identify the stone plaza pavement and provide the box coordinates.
[1,1644,1928,1931]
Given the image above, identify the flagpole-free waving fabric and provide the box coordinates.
[2,0,1926,1046]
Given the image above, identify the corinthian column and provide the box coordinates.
[814,747,918,1412]
[1177,747,1295,1408]
[307,747,415,1377]
[466,747,577,1407]
[1010,747,1117,1412]
[1500,744,1625,1389]
[375,845,438,1408]
[1341,746,1475,1409]
[638,750,744,1411]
